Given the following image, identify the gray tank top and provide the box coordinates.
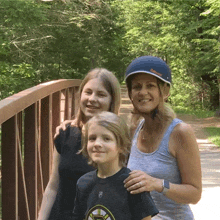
[127,118,194,220]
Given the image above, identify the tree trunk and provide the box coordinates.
[201,75,219,110]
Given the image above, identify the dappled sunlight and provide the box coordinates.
[189,152,220,219]
[41,80,57,86]
[197,138,220,151]
[200,152,220,188]
[197,139,210,144]
[190,187,220,219]
[197,138,216,147]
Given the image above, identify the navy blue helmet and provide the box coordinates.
[125,56,171,85]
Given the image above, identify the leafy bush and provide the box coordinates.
[204,127,220,147]
[170,61,212,110]
[0,62,38,100]
[173,106,215,118]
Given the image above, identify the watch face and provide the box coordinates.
[164,180,170,189]
[162,180,170,194]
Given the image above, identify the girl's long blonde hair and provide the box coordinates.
[74,68,121,129]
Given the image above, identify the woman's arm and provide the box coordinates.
[54,119,76,139]
[142,217,151,220]
[167,122,202,204]
[38,148,60,220]
[124,123,202,204]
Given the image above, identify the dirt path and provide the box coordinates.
[177,114,220,152]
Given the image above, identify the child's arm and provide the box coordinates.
[72,186,85,220]
[72,172,95,220]
[142,216,151,220]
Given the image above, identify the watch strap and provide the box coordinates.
[162,179,170,195]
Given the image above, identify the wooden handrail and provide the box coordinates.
[0,79,82,220]
[0,79,81,124]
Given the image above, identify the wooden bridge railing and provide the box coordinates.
[0,79,82,220]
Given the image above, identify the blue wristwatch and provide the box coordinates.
[162,180,170,195]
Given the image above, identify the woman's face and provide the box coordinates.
[80,78,112,122]
[130,73,160,114]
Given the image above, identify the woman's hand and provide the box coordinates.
[124,170,163,194]
[54,120,75,139]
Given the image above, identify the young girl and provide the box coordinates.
[38,68,121,220]
[72,111,159,220]
[123,56,202,219]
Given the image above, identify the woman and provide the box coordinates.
[124,56,202,219]
[38,68,121,220]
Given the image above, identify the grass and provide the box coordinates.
[173,106,220,147]
[173,106,215,118]
[204,127,220,147]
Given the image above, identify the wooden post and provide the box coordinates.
[2,117,16,220]
[24,103,38,220]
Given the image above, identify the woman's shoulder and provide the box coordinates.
[170,120,197,153]
[172,120,194,138]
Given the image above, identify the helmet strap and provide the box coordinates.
[151,107,158,119]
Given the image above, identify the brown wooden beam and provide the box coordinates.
[2,117,16,220]
[24,104,38,220]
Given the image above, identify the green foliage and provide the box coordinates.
[0,62,38,100]
[114,0,219,110]
[204,127,220,147]
[0,0,127,99]
[173,106,215,118]
[170,59,212,110]
[168,0,220,108]
[0,0,219,110]
[115,0,175,59]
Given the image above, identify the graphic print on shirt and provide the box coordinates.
[98,191,103,198]
[85,204,115,220]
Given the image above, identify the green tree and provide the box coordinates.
[114,0,219,109]
[165,0,220,109]
[0,0,125,99]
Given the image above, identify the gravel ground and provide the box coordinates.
[190,152,220,220]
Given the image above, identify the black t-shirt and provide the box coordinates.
[48,125,94,220]
[72,167,159,220]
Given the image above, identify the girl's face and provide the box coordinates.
[130,73,160,114]
[87,123,121,167]
[80,78,112,122]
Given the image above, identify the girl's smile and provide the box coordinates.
[80,78,112,121]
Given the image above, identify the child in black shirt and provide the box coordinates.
[72,112,159,220]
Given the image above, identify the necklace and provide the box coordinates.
[140,129,147,141]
